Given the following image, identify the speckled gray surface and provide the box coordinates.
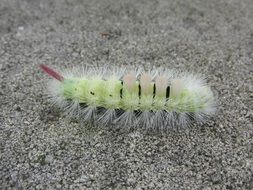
[0,0,253,189]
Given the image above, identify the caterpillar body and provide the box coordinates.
[39,64,216,130]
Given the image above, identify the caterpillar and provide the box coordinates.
[39,64,216,130]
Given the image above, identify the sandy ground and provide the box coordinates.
[0,0,252,189]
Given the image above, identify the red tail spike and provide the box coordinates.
[39,64,64,81]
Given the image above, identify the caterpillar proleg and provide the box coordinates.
[39,64,216,130]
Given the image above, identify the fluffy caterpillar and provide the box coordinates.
[39,64,216,130]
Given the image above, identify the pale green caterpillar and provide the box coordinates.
[40,64,216,129]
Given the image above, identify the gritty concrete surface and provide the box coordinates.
[0,0,253,189]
